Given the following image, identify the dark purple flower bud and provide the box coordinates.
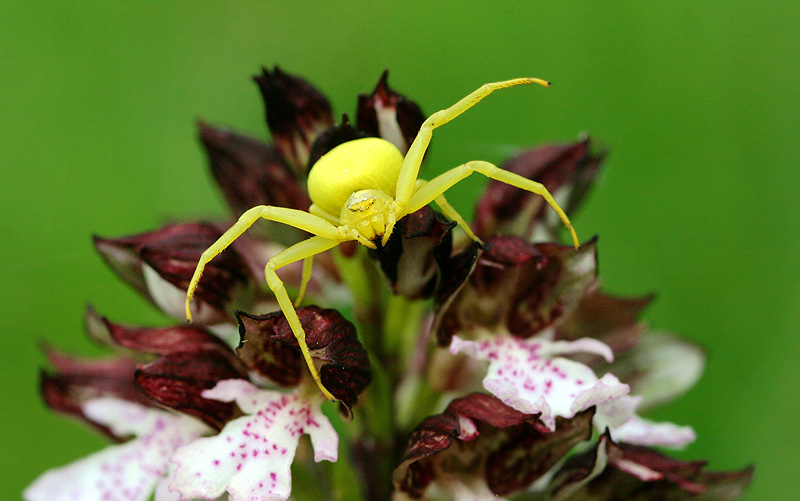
[555,291,706,412]
[240,306,371,415]
[83,305,135,352]
[94,222,253,325]
[272,307,372,415]
[433,236,598,345]
[436,240,481,286]
[253,66,334,175]
[473,139,605,240]
[101,318,248,430]
[370,206,456,299]
[393,393,595,498]
[557,290,655,355]
[356,70,426,154]
[549,431,754,500]
[235,310,302,388]
[39,345,152,441]
[485,408,595,496]
[198,121,311,219]
[135,354,243,431]
[306,114,369,170]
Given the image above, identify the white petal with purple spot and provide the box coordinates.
[451,334,695,448]
[610,415,696,449]
[450,335,621,430]
[169,379,338,501]
[24,398,209,501]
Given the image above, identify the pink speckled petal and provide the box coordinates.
[451,335,696,448]
[456,415,479,441]
[154,468,183,501]
[450,335,617,430]
[170,379,338,501]
[570,373,635,428]
[573,375,696,448]
[611,415,696,449]
[24,398,209,501]
[539,337,614,363]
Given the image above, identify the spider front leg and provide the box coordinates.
[393,78,551,211]
[384,77,550,246]
[185,205,342,322]
[407,160,580,248]
[265,236,341,401]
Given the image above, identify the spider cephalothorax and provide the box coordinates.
[307,137,402,246]
[186,77,579,401]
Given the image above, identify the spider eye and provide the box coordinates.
[349,197,375,213]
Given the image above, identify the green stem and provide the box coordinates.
[331,247,396,500]
[382,294,427,366]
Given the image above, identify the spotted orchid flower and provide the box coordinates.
[24,398,210,501]
[169,379,337,500]
[436,236,695,448]
[450,334,696,447]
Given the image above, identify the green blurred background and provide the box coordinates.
[2,2,798,499]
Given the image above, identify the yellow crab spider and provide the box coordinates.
[185,77,579,401]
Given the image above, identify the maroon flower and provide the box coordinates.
[393,393,595,498]
[197,67,440,291]
[473,138,605,240]
[253,66,334,174]
[556,289,655,355]
[39,345,150,441]
[100,318,249,430]
[198,122,312,246]
[236,306,372,416]
[433,235,598,345]
[548,431,754,500]
[370,205,457,299]
[94,222,254,325]
[357,70,427,154]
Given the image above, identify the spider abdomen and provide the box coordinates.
[307,137,403,216]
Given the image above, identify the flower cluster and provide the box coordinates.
[26,67,753,500]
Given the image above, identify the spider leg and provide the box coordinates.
[414,179,484,245]
[407,160,580,249]
[185,205,343,322]
[294,255,313,307]
[309,203,340,225]
[390,78,550,237]
[265,236,342,401]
